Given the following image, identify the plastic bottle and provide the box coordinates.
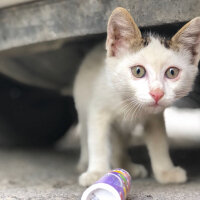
[81,168,131,200]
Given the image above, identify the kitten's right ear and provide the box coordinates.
[106,7,142,57]
[171,17,200,66]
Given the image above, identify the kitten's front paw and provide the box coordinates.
[126,163,148,178]
[155,167,187,184]
[79,171,107,186]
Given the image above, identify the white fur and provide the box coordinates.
[73,36,198,186]
[73,7,200,186]
[106,37,197,113]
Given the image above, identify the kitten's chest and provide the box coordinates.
[112,113,145,135]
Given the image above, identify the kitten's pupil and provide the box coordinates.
[136,67,141,74]
[170,69,174,76]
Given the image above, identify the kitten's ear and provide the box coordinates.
[171,17,200,65]
[106,7,142,57]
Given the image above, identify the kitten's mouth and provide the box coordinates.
[149,102,160,107]
[146,102,165,113]
[148,102,163,108]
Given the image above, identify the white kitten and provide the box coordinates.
[73,7,200,186]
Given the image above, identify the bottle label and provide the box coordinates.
[95,168,131,200]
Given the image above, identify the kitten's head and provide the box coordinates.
[106,7,200,114]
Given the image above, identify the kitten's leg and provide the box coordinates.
[124,161,148,179]
[144,113,187,184]
[79,109,111,186]
[111,131,147,178]
[77,117,88,173]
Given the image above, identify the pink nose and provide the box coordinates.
[150,88,164,103]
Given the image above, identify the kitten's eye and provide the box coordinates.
[165,67,179,79]
[131,65,146,78]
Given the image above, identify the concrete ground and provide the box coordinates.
[0,146,200,199]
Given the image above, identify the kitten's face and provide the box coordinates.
[106,8,200,115]
[107,37,198,114]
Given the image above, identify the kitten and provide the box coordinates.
[73,7,200,186]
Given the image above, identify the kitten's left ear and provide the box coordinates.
[106,7,142,57]
[171,17,200,65]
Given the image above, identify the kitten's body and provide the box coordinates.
[74,8,200,186]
